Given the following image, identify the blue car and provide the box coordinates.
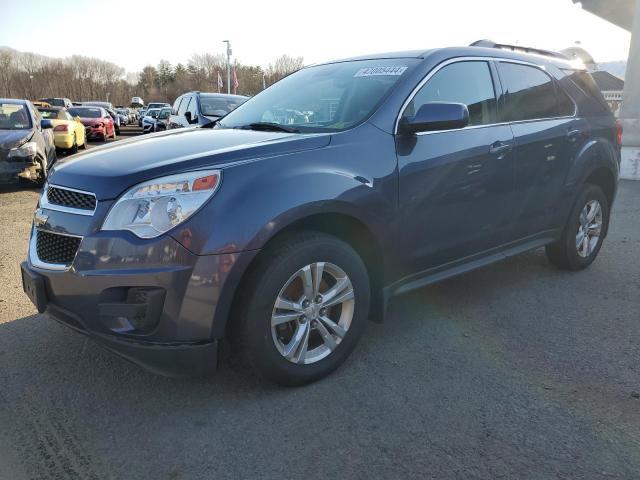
[21,42,620,385]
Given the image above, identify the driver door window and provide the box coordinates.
[186,96,198,120]
[402,61,497,127]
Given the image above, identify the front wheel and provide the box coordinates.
[233,232,370,386]
[546,184,609,270]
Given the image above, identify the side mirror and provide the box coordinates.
[41,119,53,129]
[399,102,469,135]
[184,111,193,123]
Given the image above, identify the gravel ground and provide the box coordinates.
[0,139,638,479]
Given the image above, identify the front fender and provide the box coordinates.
[170,124,399,257]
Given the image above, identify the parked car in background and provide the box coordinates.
[170,92,247,129]
[36,106,86,153]
[82,101,114,110]
[141,107,160,133]
[68,106,115,142]
[154,107,172,131]
[131,96,144,107]
[146,102,170,110]
[0,99,55,184]
[39,97,73,109]
[105,108,121,135]
[137,107,147,126]
[32,101,51,108]
[116,108,129,126]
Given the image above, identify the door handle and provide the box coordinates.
[566,129,582,142]
[489,142,512,156]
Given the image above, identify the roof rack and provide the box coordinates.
[470,40,569,60]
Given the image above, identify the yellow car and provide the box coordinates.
[32,101,51,108]
[37,106,86,153]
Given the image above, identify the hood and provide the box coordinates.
[0,130,32,150]
[49,127,331,200]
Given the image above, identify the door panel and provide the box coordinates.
[509,118,584,237]
[396,125,515,273]
[497,61,586,238]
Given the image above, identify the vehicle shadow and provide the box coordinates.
[1,246,639,479]
[0,183,41,194]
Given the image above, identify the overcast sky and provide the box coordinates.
[0,0,631,72]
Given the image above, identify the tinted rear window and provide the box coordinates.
[499,63,562,121]
[69,107,102,118]
[563,70,612,115]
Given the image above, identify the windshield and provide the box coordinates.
[200,96,246,117]
[38,109,61,119]
[146,109,160,118]
[40,98,65,107]
[0,103,32,130]
[158,108,171,119]
[219,59,417,132]
[69,107,102,118]
[148,103,166,109]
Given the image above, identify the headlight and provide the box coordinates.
[102,170,221,239]
[8,141,37,159]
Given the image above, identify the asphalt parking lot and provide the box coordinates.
[0,131,639,479]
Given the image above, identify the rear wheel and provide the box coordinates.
[233,232,370,386]
[69,134,78,154]
[546,184,609,270]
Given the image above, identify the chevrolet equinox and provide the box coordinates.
[21,43,621,385]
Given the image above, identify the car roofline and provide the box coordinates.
[307,45,584,71]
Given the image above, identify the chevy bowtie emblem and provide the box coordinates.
[34,209,48,228]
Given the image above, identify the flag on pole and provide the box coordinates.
[232,68,239,94]
[217,72,223,93]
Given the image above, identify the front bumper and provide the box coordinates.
[23,219,256,376]
[0,157,37,184]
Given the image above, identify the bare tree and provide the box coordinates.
[0,47,303,105]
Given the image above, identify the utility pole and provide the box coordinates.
[223,40,231,95]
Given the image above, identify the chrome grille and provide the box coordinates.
[47,186,96,211]
[35,230,81,265]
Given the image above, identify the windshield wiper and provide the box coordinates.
[238,122,300,133]
[201,118,221,129]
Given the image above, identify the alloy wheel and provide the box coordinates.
[576,199,602,258]
[271,262,355,365]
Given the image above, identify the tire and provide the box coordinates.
[35,155,49,186]
[69,134,78,154]
[546,184,609,270]
[232,232,370,386]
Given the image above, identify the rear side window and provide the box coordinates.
[563,69,611,115]
[402,61,497,127]
[499,62,573,121]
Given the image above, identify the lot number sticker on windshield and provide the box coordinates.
[354,66,408,77]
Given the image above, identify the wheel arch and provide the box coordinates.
[219,211,387,339]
